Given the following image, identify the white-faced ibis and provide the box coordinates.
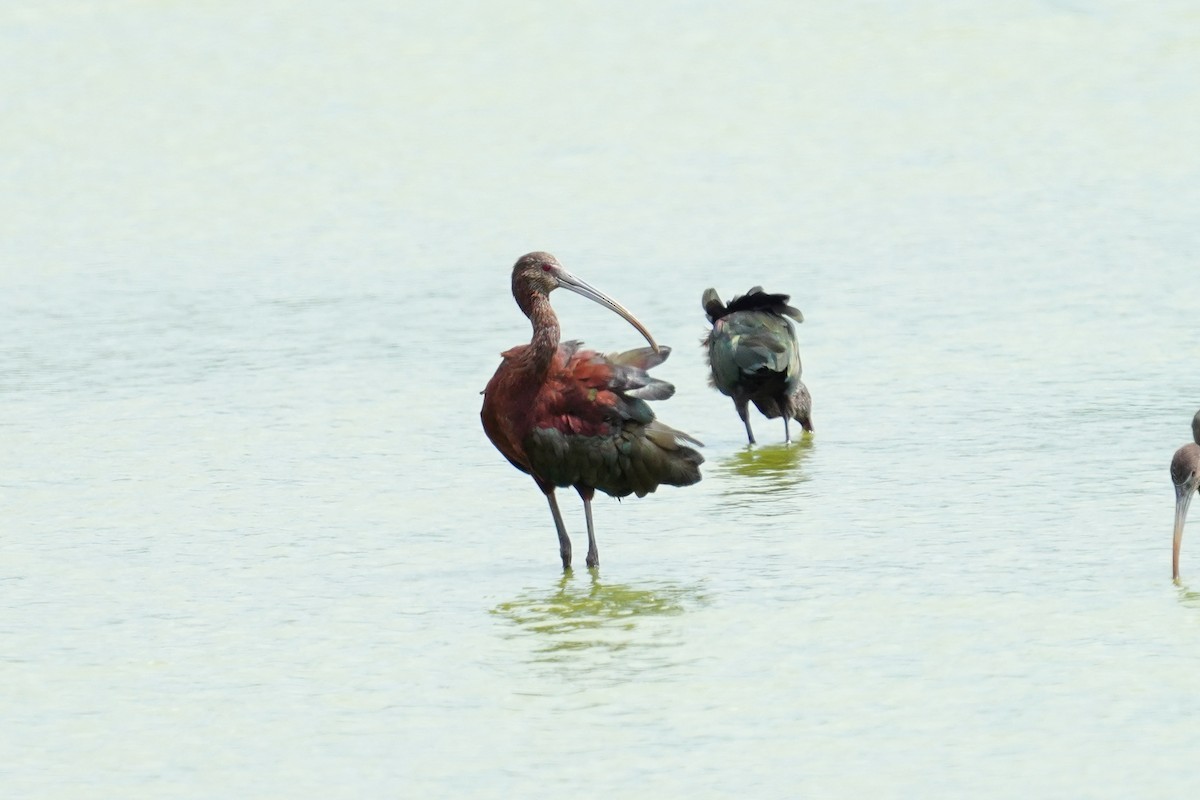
[1170,409,1200,581]
[702,286,814,444]
[481,252,703,570]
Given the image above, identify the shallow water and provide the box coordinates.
[4,0,1200,796]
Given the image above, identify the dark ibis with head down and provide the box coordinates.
[702,286,813,444]
[481,252,703,570]
[1170,409,1200,581]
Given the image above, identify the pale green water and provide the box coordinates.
[3,0,1200,796]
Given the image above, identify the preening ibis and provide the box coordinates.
[702,286,813,444]
[481,252,703,570]
[1170,409,1200,581]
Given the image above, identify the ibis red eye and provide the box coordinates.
[541,264,553,272]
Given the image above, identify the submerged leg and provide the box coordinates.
[578,486,599,569]
[735,398,755,444]
[541,485,572,570]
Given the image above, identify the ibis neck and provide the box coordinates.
[518,290,560,374]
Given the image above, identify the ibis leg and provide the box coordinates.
[735,398,755,444]
[783,416,791,444]
[543,488,572,570]
[578,487,599,568]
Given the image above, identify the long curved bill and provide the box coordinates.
[1174,484,1193,582]
[556,268,660,352]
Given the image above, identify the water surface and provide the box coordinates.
[3,1,1200,796]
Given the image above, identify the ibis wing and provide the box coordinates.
[523,343,702,497]
[710,287,803,323]
[706,310,801,393]
[532,344,674,436]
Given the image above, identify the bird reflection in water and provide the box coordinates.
[493,571,705,668]
[713,439,813,508]
[1177,588,1200,608]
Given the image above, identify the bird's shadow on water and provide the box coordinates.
[492,571,707,688]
